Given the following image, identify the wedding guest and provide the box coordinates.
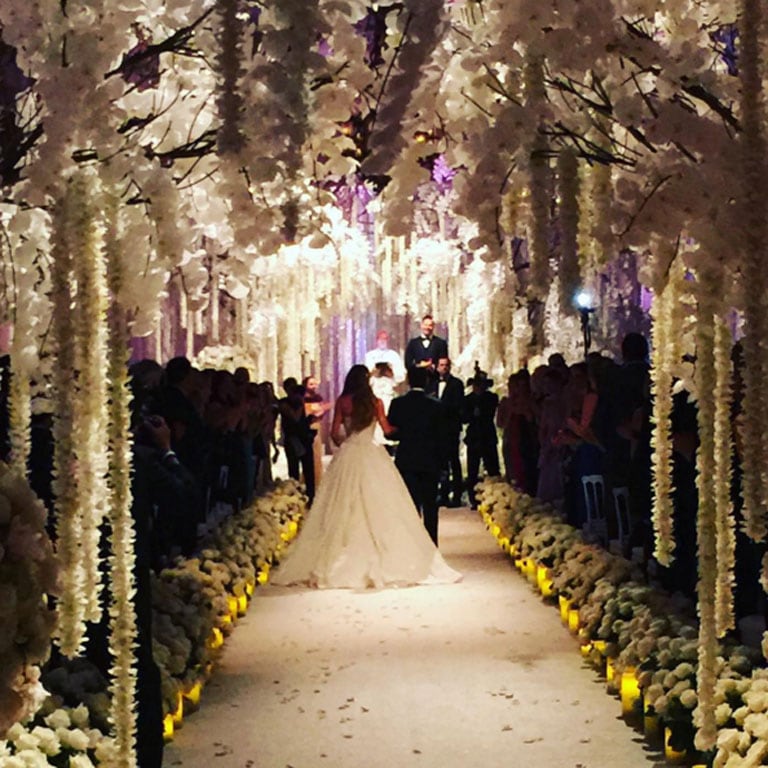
[462,363,500,509]
[535,364,569,506]
[303,375,332,485]
[496,369,538,496]
[278,378,316,504]
[428,356,465,506]
[404,314,448,378]
[364,330,406,383]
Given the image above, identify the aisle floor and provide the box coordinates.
[164,507,665,768]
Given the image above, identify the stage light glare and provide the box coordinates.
[575,290,592,310]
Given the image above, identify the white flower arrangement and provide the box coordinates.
[0,464,59,738]
[0,703,115,767]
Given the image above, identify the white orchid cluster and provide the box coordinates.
[0,465,60,738]
[0,703,117,768]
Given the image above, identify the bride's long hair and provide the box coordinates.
[341,364,376,432]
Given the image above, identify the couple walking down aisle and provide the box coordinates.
[272,365,461,589]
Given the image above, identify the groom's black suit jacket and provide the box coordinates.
[404,335,448,372]
[387,389,443,474]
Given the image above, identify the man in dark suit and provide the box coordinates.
[387,366,444,545]
[428,356,465,507]
[462,364,500,509]
[404,315,448,379]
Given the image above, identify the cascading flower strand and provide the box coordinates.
[8,330,31,477]
[737,0,768,542]
[70,170,110,625]
[650,260,676,566]
[557,147,580,315]
[50,178,87,657]
[103,190,138,768]
[524,51,551,304]
[713,307,735,637]
[693,261,719,751]
[215,0,246,155]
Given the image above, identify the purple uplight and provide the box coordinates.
[712,25,738,76]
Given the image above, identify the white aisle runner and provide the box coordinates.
[163,507,660,768]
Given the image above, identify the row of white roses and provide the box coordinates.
[476,477,768,766]
[0,479,306,765]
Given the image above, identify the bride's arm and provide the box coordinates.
[330,397,345,446]
[375,398,395,438]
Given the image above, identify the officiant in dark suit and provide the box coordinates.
[404,315,448,381]
[428,356,465,507]
[387,366,444,545]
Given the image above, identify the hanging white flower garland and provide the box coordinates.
[693,261,719,752]
[525,51,551,305]
[737,0,768,542]
[557,147,581,316]
[50,178,87,658]
[8,330,31,477]
[103,189,138,767]
[649,263,677,566]
[71,171,110,626]
[713,309,735,638]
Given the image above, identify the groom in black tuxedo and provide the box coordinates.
[404,314,448,380]
[387,366,443,545]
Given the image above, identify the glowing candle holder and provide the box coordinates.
[236,593,248,615]
[220,612,233,628]
[558,595,570,625]
[605,657,616,684]
[592,640,607,655]
[226,595,239,620]
[568,607,580,633]
[620,668,641,717]
[245,579,255,597]
[664,727,688,765]
[643,696,661,741]
[498,535,510,553]
[525,559,538,585]
[478,503,489,515]
[172,691,184,726]
[580,642,592,658]
[257,564,271,585]
[207,626,224,651]
[509,542,518,558]
[183,681,203,709]
[163,714,175,742]
[490,523,501,539]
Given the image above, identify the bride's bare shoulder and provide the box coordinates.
[336,394,353,413]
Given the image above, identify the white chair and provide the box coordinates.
[612,486,632,551]
[582,474,607,544]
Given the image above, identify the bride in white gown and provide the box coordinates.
[272,365,461,589]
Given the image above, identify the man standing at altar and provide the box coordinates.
[404,314,448,377]
[428,356,465,507]
[364,329,406,383]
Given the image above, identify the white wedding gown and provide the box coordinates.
[272,419,461,589]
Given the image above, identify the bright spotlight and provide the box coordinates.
[575,290,593,310]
